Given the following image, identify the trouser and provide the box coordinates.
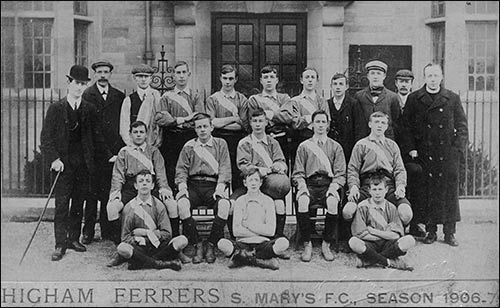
[128,241,178,269]
[53,159,90,248]
[426,222,456,235]
[161,128,196,190]
[213,129,245,192]
[405,161,424,225]
[232,238,280,260]
[83,162,114,239]
[360,239,405,266]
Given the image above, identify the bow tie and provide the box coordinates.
[370,86,384,97]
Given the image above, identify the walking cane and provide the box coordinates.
[19,170,61,265]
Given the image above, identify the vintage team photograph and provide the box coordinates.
[1,1,498,307]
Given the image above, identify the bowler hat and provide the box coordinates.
[131,64,155,75]
[365,60,388,74]
[395,69,414,80]
[66,65,91,82]
[91,59,114,72]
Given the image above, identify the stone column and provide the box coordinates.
[54,1,75,90]
[173,1,197,89]
[444,1,467,93]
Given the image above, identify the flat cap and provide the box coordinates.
[131,64,154,75]
[91,59,113,71]
[365,60,388,73]
[395,69,414,79]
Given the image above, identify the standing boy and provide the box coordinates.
[116,169,187,271]
[293,110,346,262]
[349,174,415,271]
[175,113,231,264]
[218,167,290,270]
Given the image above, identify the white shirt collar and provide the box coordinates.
[174,86,191,96]
[425,86,440,94]
[398,93,408,108]
[221,89,237,99]
[251,133,268,145]
[136,195,153,207]
[196,137,214,147]
[133,143,147,152]
[300,91,317,100]
[96,84,109,94]
[136,87,150,100]
[312,134,328,145]
[67,96,82,109]
[368,198,386,210]
[368,134,386,144]
[262,91,277,99]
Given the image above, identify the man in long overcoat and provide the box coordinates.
[399,63,468,246]
[40,65,111,261]
[82,60,125,244]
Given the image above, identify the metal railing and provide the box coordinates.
[1,87,498,201]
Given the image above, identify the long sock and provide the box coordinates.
[132,248,159,269]
[208,216,227,245]
[323,213,337,243]
[170,217,180,238]
[227,215,235,239]
[360,246,389,267]
[182,217,199,244]
[275,214,286,238]
[297,212,311,243]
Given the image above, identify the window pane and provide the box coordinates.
[476,59,485,73]
[238,45,252,62]
[35,73,44,88]
[265,45,279,63]
[469,76,475,91]
[475,76,485,90]
[486,76,495,90]
[468,59,474,74]
[486,57,495,73]
[476,41,485,56]
[44,38,51,53]
[239,65,253,80]
[45,56,51,71]
[222,25,235,41]
[34,23,43,37]
[238,24,252,42]
[283,45,296,63]
[222,45,235,62]
[34,38,43,54]
[282,65,296,80]
[283,25,296,42]
[266,25,279,42]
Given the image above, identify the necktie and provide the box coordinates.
[142,93,146,101]
[370,86,384,97]
[74,102,78,110]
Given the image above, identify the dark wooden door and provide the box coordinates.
[212,13,306,98]
[348,45,412,95]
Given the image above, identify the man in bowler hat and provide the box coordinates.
[82,60,126,244]
[40,65,111,261]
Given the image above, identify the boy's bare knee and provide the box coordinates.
[297,195,309,213]
[117,243,133,259]
[275,200,285,215]
[326,196,339,215]
[348,237,365,254]
[170,235,188,251]
[178,199,191,220]
[398,203,413,225]
[397,235,415,251]
[217,199,231,219]
[343,202,357,220]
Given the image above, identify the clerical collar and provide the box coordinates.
[425,86,440,94]
[251,133,268,145]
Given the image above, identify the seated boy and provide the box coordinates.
[348,174,415,271]
[175,113,232,264]
[292,110,346,262]
[218,167,289,270]
[107,120,177,266]
[231,108,291,245]
[116,169,188,271]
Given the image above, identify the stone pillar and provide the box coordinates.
[173,1,197,89]
[444,1,467,93]
[53,1,75,90]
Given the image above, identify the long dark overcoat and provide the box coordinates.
[399,86,468,225]
[353,87,401,141]
[83,83,125,155]
[40,98,110,174]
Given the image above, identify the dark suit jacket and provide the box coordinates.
[327,95,358,162]
[353,87,401,141]
[40,97,111,174]
[83,83,125,156]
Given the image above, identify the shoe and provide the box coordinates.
[67,241,87,252]
[178,251,192,264]
[337,241,351,253]
[444,234,459,247]
[156,259,182,271]
[205,242,216,264]
[321,241,334,261]
[228,249,246,269]
[51,247,66,261]
[276,250,291,260]
[253,258,279,270]
[301,241,312,262]
[355,258,371,268]
[192,242,204,264]
[82,235,93,245]
[409,225,426,238]
[107,252,126,267]
[388,258,414,271]
[423,232,437,244]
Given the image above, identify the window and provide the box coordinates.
[74,22,89,66]
[466,1,499,14]
[467,22,497,91]
[23,19,53,88]
[431,1,445,18]
[431,24,445,70]
[18,1,53,11]
[74,1,88,16]
[1,18,15,88]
